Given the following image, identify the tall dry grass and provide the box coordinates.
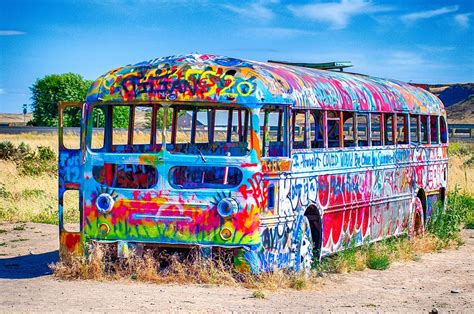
[50,244,319,291]
[49,232,459,290]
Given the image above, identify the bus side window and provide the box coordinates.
[430,115,439,144]
[293,110,307,149]
[384,114,395,145]
[213,109,230,142]
[397,114,408,144]
[371,113,382,146]
[310,110,323,148]
[112,105,131,147]
[356,113,369,146]
[410,115,419,144]
[195,109,210,144]
[327,111,342,148]
[231,110,248,143]
[343,112,355,147]
[61,105,82,149]
[420,115,429,144]
[90,106,106,151]
[440,116,448,144]
[260,106,287,157]
[133,106,153,146]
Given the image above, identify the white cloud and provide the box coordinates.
[417,45,455,53]
[288,0,392,30]
[401,6,459,24]
[0,30,26,36]
[223,1,278,21]
[254,27,317,37]
[454,13,471,28]
[385,51,426,67]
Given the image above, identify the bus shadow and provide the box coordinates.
[0,251,58,279]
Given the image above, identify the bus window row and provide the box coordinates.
[260,106,447,157]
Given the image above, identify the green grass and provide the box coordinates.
[448,142,474,157]
[427,187,474,244]
[251,290,265,299]
[366,252,390,270]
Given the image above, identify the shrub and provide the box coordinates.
[16,142,32,159]
[427,188,473,243]
[0,141,16,160]
[37,145,55,161]
[0,141,56,176]
[366,251,390,270]
[16,155,57,176]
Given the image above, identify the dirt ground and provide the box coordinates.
[0,223,473,312]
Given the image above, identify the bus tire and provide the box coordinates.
[409,197,425,239]
[295,216,314,273]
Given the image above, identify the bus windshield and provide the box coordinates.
[88,104,251,156]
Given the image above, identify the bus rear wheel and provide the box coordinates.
[295,216,314,273]
[409,197,425,239]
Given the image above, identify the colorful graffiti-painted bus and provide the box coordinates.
[58,54,448,272]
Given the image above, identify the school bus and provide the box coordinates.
[58,54,448,272]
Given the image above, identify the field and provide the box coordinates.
[1,133,473,311]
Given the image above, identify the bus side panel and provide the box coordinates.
[319,171,372,254]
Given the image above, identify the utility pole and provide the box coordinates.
[22,104,27,124]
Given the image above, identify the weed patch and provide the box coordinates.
[366,251,390,270]
[13,225,25,231]
[251,290,265,299]
[427,188,474,245]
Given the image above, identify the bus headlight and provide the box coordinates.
[96,193,114,214]
[217,197,239,218]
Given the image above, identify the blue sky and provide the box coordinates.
[1,0,473,113]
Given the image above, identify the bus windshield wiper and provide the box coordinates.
[189,143,207,163]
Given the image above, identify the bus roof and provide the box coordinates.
[86,53,445,115]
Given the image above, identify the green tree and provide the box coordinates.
[144,108,175,129]
[29,73,92,126]
[91,106,130,129]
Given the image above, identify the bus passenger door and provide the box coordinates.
[58,101,84,258]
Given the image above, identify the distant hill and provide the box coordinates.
[0,113,32,126]
[425,83,474,124]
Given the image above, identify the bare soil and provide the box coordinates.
[0,222,473,312]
